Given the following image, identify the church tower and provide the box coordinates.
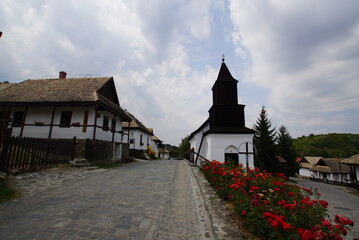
[189,59,255,167]
[208,59,248,133]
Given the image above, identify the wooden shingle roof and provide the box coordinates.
[122,110,153,135]
[0,77,110,103]
[299,156,322,169]
[341,154,359,165]
[310,158,350,174]
[0,77,131,121]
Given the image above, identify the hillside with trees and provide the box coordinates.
[293,133,359,158]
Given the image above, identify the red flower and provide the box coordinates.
[251,199,259,206]
[287,192,295,196]
[334,215,354,226]
[283,203,296,211]
[319,200,328,208]
[250,186,260,191]
[273,187,281,192]
[281,221,292,232]
[301,187,312,193]
[297,228,315,240]
[241,210,247,216]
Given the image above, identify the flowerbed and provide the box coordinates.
[201,160,354,240]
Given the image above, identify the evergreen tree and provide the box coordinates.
[253,106,277,172]
[276,125,299,176]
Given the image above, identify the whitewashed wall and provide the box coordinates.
[206,133,254,168]
[190,129,254,168]
[126,129,152,151]
[189,122,210,161]
[299,168,311,177]
[149,139,160,157]
[9,106,123,142]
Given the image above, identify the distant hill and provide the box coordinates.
[293,133,359,158]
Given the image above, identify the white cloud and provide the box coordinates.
[1,0,358,145]
[229,0,359,136]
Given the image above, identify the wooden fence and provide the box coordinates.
[0,136,76,172]
[85,139,113,162]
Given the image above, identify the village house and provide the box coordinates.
[189,59,255,167]
[122,110,162,159]
[158,147,170,159]
[0,72,131,167]
[341,154,359,187]
[310,158,350,184]
[298,156,351,184]
[297,156,322,178]
[148,128,162,158]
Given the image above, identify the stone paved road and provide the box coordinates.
[294,177,359,240]
[0,160,215,240]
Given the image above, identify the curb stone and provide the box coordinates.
[186,160,245,240]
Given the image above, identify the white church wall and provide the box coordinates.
[207,133,255,168]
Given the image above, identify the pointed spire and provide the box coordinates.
[216,60,237,82]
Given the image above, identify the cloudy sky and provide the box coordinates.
[1,0,359,145]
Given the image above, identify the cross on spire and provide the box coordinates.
[222,54,225,62]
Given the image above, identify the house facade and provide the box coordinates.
[298,157,322,177]
[122,110,162,158]
[189,60,255,167]
[298,156,351,184]
[310,158,350,183]
[0,72,131,162]
[341,154,359,187]
[149,128,162,158]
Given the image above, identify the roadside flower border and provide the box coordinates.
[201,160,354,240]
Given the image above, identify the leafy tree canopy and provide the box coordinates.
[294,133,359,158]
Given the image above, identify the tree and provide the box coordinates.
[169,136,190,159]
[253,106,277,172]
[276,125,299,176]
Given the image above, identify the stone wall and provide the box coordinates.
[74,139,130,163]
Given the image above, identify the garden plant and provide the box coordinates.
[201,160,354,240]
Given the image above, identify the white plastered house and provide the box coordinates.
[0,72,131,161]
[122,110,162,158]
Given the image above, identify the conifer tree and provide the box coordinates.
[253,106,277,172]
[277,125,299,176]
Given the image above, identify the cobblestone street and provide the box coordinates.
[0,160,241,240]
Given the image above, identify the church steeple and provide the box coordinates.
[208,60,248,131]
[212,61,239,105]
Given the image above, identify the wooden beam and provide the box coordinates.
[48,106,56,139]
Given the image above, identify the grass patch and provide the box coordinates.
[347,188,359,197]
[0,178,20,203]
[93,162,123,169]
[287,178,298,184]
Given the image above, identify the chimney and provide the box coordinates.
[59,71,67,79]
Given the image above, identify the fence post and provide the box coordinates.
[0,129,12,172]
[72,136,76,161]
